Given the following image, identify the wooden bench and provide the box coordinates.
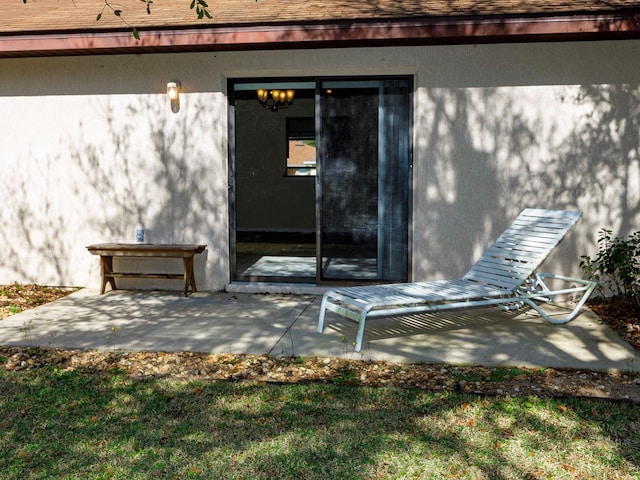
[86,243,207,297]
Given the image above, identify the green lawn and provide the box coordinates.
[1,367,638,479]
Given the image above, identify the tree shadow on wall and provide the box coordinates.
[70,96,225,243]
[0,156,71,283]
[0,94,227,286]
[416,84,640,278]
[550,84,640,236]
[417,87,537,277]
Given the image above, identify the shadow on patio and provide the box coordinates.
[0,288,638,373]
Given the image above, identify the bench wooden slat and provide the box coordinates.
[106,273,186,280]
[87,243,206,258]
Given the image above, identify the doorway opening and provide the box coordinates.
[229,77,412,285]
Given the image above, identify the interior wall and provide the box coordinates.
[234,96,315,233]
[1,40,639,289]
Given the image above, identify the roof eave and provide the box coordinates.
[2,12,640,58]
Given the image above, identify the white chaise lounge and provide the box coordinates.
[317,208,597,352]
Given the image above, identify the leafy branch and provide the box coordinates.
[97,0,213,38]
[96,0,147,39]
[22,0,215,39]
[580,227,640,304]
[190,0,212,20]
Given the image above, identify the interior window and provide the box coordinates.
[286,117,316,176]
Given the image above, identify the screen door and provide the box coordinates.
[317,78,411,282]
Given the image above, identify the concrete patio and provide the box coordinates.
[0,288,638,373]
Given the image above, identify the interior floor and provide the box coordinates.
[236,232,316,281]
[235,232,378,282]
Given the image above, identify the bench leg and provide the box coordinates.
[100,256,117,294]
[183,256,197,297]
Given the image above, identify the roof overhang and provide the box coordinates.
[2,12,640,58]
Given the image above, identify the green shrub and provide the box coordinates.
[580,228,640,303]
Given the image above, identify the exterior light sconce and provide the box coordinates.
[167,81,181,113]
[257,88,295,112]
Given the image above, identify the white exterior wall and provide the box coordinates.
[1,40,639,289]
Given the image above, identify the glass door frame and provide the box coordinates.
[228,75,414,286]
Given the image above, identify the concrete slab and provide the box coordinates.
[307,304,640,372]
[1,288,638,373]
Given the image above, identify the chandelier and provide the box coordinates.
[257,89,295,111]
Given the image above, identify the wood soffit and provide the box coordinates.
[2,0,640,57]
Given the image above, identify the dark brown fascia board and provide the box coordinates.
[2,12,640,58]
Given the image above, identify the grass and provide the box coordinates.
[1,367,639,479]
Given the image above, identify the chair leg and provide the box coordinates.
[100,256,116,294]
[523,273,597,325]
[182,257,197,297]
[317,295,329,333]
[523,291,592,325]
[354,310,368,352]
[319,294,367,352]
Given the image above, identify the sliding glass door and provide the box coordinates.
[317,78,411,282]
[230,77,411,285]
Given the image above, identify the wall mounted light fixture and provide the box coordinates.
[167,81,181,113]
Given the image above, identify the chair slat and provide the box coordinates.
[463,208,581,289]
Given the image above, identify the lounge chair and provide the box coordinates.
[317,208,597,351]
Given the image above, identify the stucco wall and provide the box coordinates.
[412,42,640,280]
[1,40,639,290]
[0,54,230,290]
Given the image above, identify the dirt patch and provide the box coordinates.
[1,285,639,403]
[589,297,640,352]
[2,346,639,403]
[1,283,75,319]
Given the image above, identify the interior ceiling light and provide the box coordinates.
[257,89,295,112]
